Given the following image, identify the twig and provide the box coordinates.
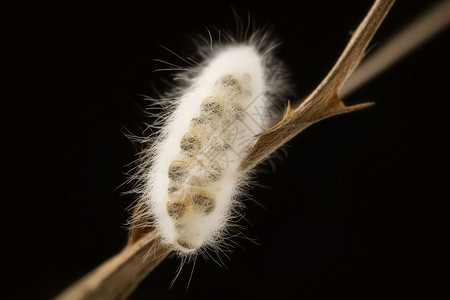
[340,0,450,98]
[55,229,169,300]
[55,0,396,299]
[239,0,395,172]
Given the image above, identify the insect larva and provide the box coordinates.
[133,32,290,257]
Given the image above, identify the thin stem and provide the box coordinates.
[54,229,169,300]
[340,0,450,98]
[239,0,396,172]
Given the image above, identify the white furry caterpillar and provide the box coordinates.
[133,33,289,257]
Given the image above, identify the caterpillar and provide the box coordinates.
[131,30,291,258]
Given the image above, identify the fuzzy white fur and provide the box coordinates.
[133,38,289,257]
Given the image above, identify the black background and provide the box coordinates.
[3,0,449,299]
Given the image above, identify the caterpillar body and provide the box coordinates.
[133,34,290,257]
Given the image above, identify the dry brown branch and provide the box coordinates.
[239,0,395,172]
[55,0,396,299]
[55,229,168,300]
[340,0,450,97]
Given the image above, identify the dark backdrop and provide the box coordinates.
[3,0,448,299]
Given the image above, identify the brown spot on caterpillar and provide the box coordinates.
[215,73,251,96]
[180,132,201,155]
[215,74,240,89]
[167,201,187,220]
[192,191,216,215]
[167,181,179,194]
[168,160,189,182]
[168,187,178,194]
[176,239,196,251]
[200,96,225,117]
[191,117,204,126]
